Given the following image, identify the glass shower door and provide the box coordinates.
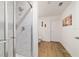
[7,1,15,57]
[0,1,15,57]
[0,1,7,57]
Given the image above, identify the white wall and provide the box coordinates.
[16,9,33,57]
[60,2,79,56]
[32,1,38,57]
[16,1,31,27]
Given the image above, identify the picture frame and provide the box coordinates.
[63,15,72,26]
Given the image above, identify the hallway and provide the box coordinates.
[38,41,71,57]
[38,1,79,57]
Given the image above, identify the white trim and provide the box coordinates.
[33,1,38,57]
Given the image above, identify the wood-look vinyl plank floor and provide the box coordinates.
[38,41,71,57]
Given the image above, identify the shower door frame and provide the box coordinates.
[4,1,16,57]
[13,1,16,57]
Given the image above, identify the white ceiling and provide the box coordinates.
[38,1,72,17]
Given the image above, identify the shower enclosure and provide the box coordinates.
[0,1,15,57]
[16,1,33,57]
[0,1,33,57]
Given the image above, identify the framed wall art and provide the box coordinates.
[63,15,72,26]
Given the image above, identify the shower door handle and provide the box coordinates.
[10,36,16,39]
[0,40,7,43]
